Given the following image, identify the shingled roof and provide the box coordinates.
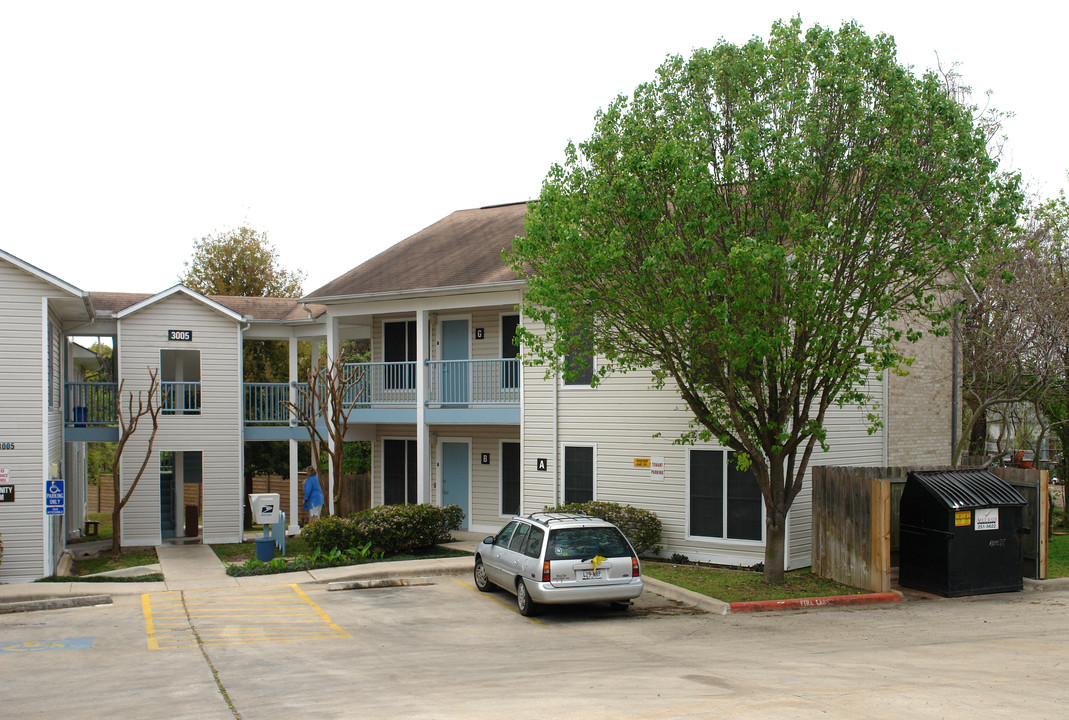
[88,291,324,322]
[305,201,528,300]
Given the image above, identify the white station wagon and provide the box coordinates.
[473,512,644,616]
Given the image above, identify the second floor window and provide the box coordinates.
[161,349,201,415]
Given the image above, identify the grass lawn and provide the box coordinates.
[71,548,158,576]
[1050,533,1068,578]
[642,562,868,604]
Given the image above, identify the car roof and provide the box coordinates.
[517,512,615,529]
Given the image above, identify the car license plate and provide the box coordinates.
[581,570,603,580]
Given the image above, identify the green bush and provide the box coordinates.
[300,516,359,554]
[303,503,464,555]
[545,501,662,554]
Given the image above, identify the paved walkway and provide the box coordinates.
[155,544,238,590]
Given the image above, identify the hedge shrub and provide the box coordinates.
[303,503,464,555]
[545,501,662,554]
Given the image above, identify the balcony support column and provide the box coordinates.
[416,309,430,504]
[325,316,339,516]
[288,337,299,534]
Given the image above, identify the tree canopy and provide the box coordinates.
[509,18,1021,583]
[180,225,305,297]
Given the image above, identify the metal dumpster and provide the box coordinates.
[899,469,1027,597]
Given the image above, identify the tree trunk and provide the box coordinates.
[763,509,787,584]
[111,477,122,556]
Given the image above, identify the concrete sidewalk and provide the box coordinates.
[0,532,484,609]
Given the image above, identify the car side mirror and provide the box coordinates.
[484,536,496,545]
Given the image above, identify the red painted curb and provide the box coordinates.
[729,591,902,613]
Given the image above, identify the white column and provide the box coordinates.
[416,309,430,504]
[325,317,338,515]
[288,337,299,533]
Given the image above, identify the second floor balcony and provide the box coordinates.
[66,357,522,440]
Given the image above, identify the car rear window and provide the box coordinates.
[548,526,631,560]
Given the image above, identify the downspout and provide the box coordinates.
[553,363,559,507]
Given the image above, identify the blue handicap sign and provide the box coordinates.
[45,480,64,515]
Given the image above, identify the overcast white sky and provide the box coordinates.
[2,1,1065,295]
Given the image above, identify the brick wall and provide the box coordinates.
[886,321,955,466]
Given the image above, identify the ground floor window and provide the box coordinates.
[383,439,416,505]
[501,441,520,515]
[689,449,763,541]
[563,444,595,504]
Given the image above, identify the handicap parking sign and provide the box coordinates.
[45,480,64,515]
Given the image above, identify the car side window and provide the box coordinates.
[508,522,531,552]
[523,526,545,558]
[495,521,518,547]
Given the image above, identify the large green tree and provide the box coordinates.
[509,19,1021,583]
[180,226,305,383]
[180,225,305,297]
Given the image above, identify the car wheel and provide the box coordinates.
[609,601,631,611]
[474,558,494,592]
[516,578,540,617]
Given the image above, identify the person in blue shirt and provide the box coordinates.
[303,465,324,522]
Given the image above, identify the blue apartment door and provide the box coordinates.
[441,319,469,404]
[441,441,469,529]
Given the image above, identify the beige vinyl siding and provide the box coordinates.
[116,293,243,545]
[371,306,517,363]
[0,262,52,581]
[47,310,65,565]
[519,316,886,570]
[433,424,519,533]
[371,424,416,507]
[519,317,557,511]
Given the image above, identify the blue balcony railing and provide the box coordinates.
[65,382,117,426]
[161,381,201,415]
[427,358,520,406]
[69,357,520,429]
[342,361,416,406]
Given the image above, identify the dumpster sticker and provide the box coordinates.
[975,507,999,531]
[954,510,971,527]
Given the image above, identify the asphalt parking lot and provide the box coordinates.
[2,576,1068,719]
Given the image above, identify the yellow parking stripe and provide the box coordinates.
[452,578,546,625]
[142,584,350,650]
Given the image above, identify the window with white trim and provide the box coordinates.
[689,449,763,541]
[563,444,595,503]
[562,325,594,387]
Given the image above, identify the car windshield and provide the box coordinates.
[547,526,631,561]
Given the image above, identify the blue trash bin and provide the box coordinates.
[254,536,275,562]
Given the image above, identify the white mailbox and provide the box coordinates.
[249,493,281,525]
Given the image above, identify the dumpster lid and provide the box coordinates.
[906,469,1027,510]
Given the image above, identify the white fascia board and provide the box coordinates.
[0,247,85,298]
[322,288,525,318]
[303,280,526,305]
[114,284,245,322]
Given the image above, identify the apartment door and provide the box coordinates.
[440,440,470,529]
[440,318,469,404]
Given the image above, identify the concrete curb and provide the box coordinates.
[1025,576,1069,590]
[0,594,113,614]
[643,576,730,615]
[729,591,903,613]
[309,557,471,584]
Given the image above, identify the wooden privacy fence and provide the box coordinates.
[813,466,1049,592]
